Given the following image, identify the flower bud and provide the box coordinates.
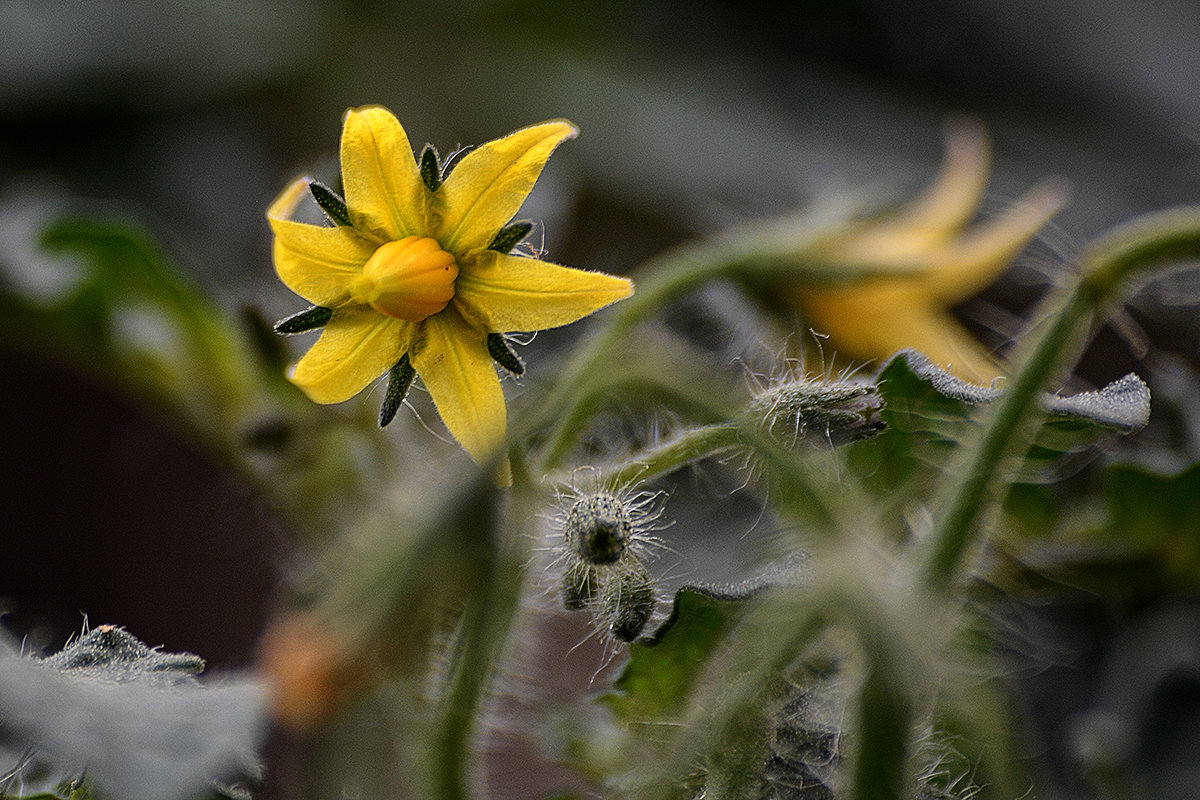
[355,236,458,321]
[602,558,655,642]
[747,375,884,447]
[564,492,633,565]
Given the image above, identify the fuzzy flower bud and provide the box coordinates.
[746,374,885,447]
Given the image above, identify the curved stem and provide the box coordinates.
[918,208,1200,591]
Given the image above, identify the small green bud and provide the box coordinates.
[747,376,884,447]
[487,333,525,375]
[379,354,416,427]
[419,145,442,192]
[274,305,333,335]
[602,559,655,642]
[488,221,534,254]
[564,493,632,565]
[309,182,352,227]
[560,559,599,610]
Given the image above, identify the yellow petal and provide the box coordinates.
[411,310,507,468]
[824,119,993,267]
[435,120,578,255]
[799,283,1003,383]
[920,178,1068,303]
[268,178,378,306]
[340,106,428,241]
[454,251,633,332]
[887,118,992,240]
[291,306,413,403]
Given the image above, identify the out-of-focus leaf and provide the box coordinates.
[1011,462,1200,596]
[604,554,807,721]
[0,627,267,800]
[852,349,1150,499]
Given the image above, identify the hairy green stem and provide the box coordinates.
[918,208,1200,591]
[607,423,741,486]
[532,217,853,472]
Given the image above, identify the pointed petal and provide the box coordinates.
[828,120,994,266]
[268,178,377,306]
[889,118,993,239]
[436,121,577,255]
[411,310,507,468]
[455,251,633,332]
[340,106,428,241]
[920,178,1068,303]
[798,284,1004,383]
[291,306,413,403]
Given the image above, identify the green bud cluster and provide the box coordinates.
[554,487,664,642]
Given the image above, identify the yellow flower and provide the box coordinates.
[794,120,1068,383]
[268,106,633,475]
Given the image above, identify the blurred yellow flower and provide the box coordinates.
[795,121,1068,383]
[268,106,633,476]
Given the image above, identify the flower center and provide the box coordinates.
[355,236,459,321]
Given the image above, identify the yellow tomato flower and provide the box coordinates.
[794,120,1068,383]
[269,106,633,474]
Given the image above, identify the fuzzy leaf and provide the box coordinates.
[0,628,267,800]
[853,349,1150,496]
[603,555,807,721]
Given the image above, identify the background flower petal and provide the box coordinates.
[340,106,428,241]
[435,120,577,255]
[799,283,1002,383]
[454,251,632,332]
[411,311,506,468]
[290,306,412,404]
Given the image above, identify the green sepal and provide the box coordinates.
[487,333,525,375]
[441,144,474,178]
[380,354,416,427]
[419,145,441,192]
[309,182,352,227]
[488,220,534,254]
[273,305,332,335]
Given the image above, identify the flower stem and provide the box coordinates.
[606,424,741,486]
[918,208,1200,591]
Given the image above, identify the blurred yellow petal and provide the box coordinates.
[799,283,1003,383]
[412,310,507,468]
[340,106,428,241]
[436,121,578,255]
[920,178,1069,303]
[888,118,992,241]
[821,119,992,267]
[268,178,377,306]
[291,306,413,404]
[455,251,633,332]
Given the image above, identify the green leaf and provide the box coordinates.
[852,349,1150,499]
[603,588,740,720]
[1015,462,1200,596]
[604,555,806,721]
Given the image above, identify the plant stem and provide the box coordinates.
[918,208,1200,591]
[606,423,741,486]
